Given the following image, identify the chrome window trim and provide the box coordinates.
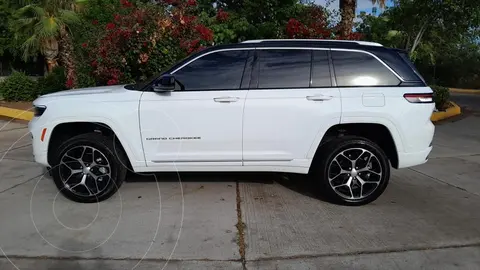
[171,46,404,83]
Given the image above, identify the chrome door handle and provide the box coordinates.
[214,96,239,103]
[306,95,333,101]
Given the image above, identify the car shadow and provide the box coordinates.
[125,170,278,184]
[126,171,330,202]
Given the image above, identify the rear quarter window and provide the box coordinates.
[332,51,400,87]
[397,50,426,83]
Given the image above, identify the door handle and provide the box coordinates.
[214,96,239,103]
[306,95,333,101]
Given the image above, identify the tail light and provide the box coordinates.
[403,93,433,103]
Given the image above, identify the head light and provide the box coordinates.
[33,105,47,117]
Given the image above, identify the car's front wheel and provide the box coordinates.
[312,136,390,206]
[51,133,127,203]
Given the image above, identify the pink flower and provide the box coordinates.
[81,42,88,48]
[187,0,196,6]
[107,79,118,85]
[106,22,116,30]
[65,79,74,88]
[195,25,213,42]
[120,0,132,8]
[216,9,229,22]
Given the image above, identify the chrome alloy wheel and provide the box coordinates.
[327,148,383,200]
[59,146,112,197]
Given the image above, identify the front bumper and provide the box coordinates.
[28,118,50,167]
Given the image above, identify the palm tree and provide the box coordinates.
[339,0,386,38]
[12,0,83,83]
[339,0,356,37]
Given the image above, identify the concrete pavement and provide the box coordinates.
[1,98,480,269]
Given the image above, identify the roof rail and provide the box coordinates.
[241,39,383,47]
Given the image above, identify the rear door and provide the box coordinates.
[242,48,341,168]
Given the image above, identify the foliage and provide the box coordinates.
[217,0,299,25]
[387,0,480,56]
[0,71,38,101]
[0,0,26,57]
[76,0,219,85]
[11,0,82,61]
[37,66,67,95]
[430,85,450,110]
[2,0,479,94]
[198,8,252,44]
[356,12,402,47]
[357,0,480,89]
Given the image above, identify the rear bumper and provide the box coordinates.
[397,146,432,168]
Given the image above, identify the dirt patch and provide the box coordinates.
[235,181,246,269]
[0,101,34,111]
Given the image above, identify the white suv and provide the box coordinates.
[28,39,435,205]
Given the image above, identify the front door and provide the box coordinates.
[139,49,251,167]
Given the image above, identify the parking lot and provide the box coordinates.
[1,94,480,270]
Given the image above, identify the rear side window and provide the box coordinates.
[257,49,311,88]
[332,51,400,87]
[173,50,248,90]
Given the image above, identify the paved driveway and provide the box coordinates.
[1,99,480,270]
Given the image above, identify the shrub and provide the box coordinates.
[430,85,450,110]
[0,71,38,101]
[37,66,67,95]
[79,0,215,85]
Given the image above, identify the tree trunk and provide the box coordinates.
[58,27,77,88]
[339,0,356,38]
[410,21,428,54]
[42,38,59,73]
[45,58,58,73]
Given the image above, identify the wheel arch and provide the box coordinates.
[309,123,400,170]
[47,121,133,171]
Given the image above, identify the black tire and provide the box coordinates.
[311,136,390,206]
[51,133,128,203]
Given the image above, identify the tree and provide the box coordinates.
[388,0,480,55]
[339,0,356,37]
[371,0,385,9]
[357,0,480,87]
[12,0,83,85]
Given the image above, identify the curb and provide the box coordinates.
[430,101,461,122]
[449,88,480,94]
[0,106,33,121]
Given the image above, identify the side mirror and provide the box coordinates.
[153,75,175,92]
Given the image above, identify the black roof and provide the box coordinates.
[208,39,384,50]
[167,39,424,83]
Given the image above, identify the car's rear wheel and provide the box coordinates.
[312,136,390,206]
[51,133,127,203]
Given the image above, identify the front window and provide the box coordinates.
[173,50,249,91]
